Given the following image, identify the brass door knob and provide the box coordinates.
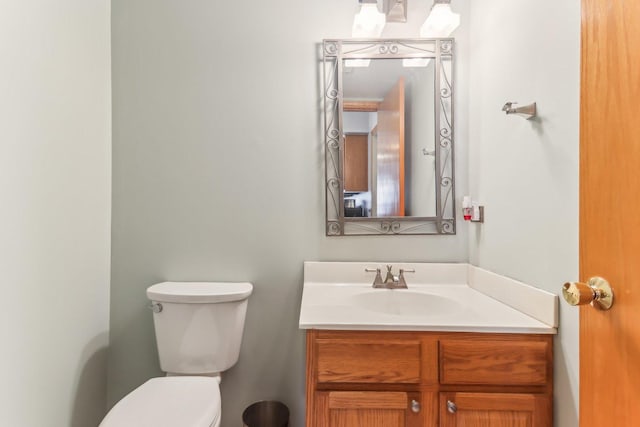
[562,277,614,310]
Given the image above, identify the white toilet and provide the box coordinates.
[100,281,253,427]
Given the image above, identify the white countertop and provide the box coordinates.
[299,262,558,334]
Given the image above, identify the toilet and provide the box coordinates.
[100,281,253,427]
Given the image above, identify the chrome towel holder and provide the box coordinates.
[502,102,537,120]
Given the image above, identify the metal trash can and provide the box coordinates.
[242,401,289,427]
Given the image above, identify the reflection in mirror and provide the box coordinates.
[323,39,455,235]
[342,59,437,219]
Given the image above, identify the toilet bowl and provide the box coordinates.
[100,282,253,427]
[100,377,221,427]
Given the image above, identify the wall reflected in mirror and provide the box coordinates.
[342,58,437,218]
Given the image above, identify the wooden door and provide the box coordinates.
[316,391,422,427]
[344,133,369,191]
[376,77,405,216]
[439,393,550,427]
[580,0,640,425]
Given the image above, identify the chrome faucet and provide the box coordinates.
[383,265,396,285]
[365,265,414,289]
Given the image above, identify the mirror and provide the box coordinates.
[323,39,456,235]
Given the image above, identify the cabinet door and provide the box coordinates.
[315,391,424,427]
[439,392,551,427]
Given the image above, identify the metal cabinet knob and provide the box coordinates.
[562,276,614,310]
[446,400,457,414]
[410,399,420,413]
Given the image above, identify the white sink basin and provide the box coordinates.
[298,262,558,333]
[351,291,464,317]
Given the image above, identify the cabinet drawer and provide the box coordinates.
[316,340,421,384]
[440,340,549,386]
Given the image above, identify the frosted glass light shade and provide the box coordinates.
[345,59,372,67]
[420,3,460,37]
[352,3,386,38]
[402,58,432,67]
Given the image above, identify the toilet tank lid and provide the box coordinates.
[147,282,253,303]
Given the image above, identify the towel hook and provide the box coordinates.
[502,102,537,120]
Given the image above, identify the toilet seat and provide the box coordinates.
[100,376,221,427]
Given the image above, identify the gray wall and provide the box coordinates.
[467,1,580,426]
[109,1,469,426]
[0,1,111,425]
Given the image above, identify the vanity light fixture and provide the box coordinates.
[420,0,460,37]
[348,1,410,68]
[401,0,459,68]
[352,0,386,38]
[347,0,387,67]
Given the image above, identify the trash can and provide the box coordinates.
[242,401,289,427]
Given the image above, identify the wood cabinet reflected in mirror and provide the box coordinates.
[323,39,456,235]
[344,134,368,193]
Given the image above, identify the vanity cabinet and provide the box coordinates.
[306,331,553,427]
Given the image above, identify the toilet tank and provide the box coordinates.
[147,282,253,375]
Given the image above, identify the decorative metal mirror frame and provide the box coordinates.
[323,38,456,236]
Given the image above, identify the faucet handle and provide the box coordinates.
[398,268,415,288]
[365,267,385,288]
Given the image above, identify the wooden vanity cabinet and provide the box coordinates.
[306,330,553,427]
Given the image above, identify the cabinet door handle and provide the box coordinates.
[410,399,421,413]
[446,400,457,414]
